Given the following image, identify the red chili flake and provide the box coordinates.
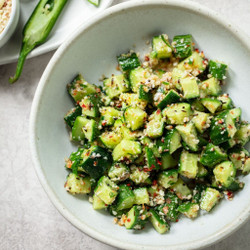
[93,161,98,166]
[176,219,179,222]
[221,127,225,130]
[127,183,131,187]
[153,193,157,198]
[76,101,80,105]
[152,180,157,186]
[145,56,150,61]
[161,138,165,143]
[102,120,107,126]
[105,204,108,207]
[127,218,131,222]
[96,88,101,93]
[156,159,162,166]
[64,181,67,188]
[218,119,223,124]
[228,124,233,129]
[237,156,241,161]
[156,109,161,115]
[195,48,200,53]
[81,103,87,108]
[226,191,234,200]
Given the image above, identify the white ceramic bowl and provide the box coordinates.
[30,0,250,249]
[0,0,20,48]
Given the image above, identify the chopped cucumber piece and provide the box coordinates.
[129,67,151,93]
[199,77,221,97]
[113,139,142,161]
[200,187,221,212]
[104,74,130,99]
[197,163,208,178]
[150,209,170,234]
[145,146,161,171]
[152,34,172,59]
[145,110,164,138]
[120,93,148,110]
[65,173,91,194]
[156,89,181,110]
[192,111,210,133]
[100,131,122,149]
[209,60,227,80]
[213,161,236,189]
[177,51,206,76]
[108,163,130,182]
[218,94,234,110]
[139,84,153,102]
[201,98,221,113]
[176,122,199,152]
[64,106,82,128]
[130,166,150,184]
[172,34,193,59]
[180,77,199,99]
[163,103,192,125]
[72,116,86,141]
[200,143,227,167]
[100,107,120,126]
[80,94,100,118]
[171,178,192,200]
[117,52,141,71]
[67,74,97,102]
[116,184,135,210]
[158,169,178,188]
[81,146,112,179]
[178,202,199,219]
[93,194,106,210]
[161,153,178,169]
[124,106,147,131]
[234,123,250,146]
[133,188,150,205]
[94,176,119,205]
[125,205,148,230]
[179,150,199,179]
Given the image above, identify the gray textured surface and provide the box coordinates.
[0,0,249,249]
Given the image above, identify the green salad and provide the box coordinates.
[63,33,250,234]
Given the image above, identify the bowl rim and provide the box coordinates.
[0,0,19,41]
[29,0,250,249]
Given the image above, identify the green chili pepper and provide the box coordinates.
[9,0,68,83]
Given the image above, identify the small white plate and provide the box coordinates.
[0,0,113,65]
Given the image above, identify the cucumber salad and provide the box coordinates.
[63,34,250,234]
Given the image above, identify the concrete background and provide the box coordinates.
[0,0,249,249]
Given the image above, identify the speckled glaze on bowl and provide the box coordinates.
[30,1,250,249]
[0,0,20,48]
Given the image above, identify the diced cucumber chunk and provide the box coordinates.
[209,60,227,80]
[124,106,147,131]
[72,116,86,141]
[234,123,250,146]
[152,34,172,59]
[242,157,250,174]
[210,110,237,145]
[163,103,192,125]
[80,94,100,118]
[176,122,199,152]
[65,173,91,194]
[65,147,85,174]
[113,139,142,161]
[201,98,221,113]
[93,194,106,210]
[199,77,221,97]
[82,117,99,142]
[145,110,164,138]
[94,176,119,205]
[104,74,130,99]
[192,184,207,204]
[100,107,120,126]
[171,178,192,200]
[114,119,140,140]
[161,153,178,169]
[158,169,178,188]
[158,192,180,221]
[171,68,185,89]
[120,93,148,110]
[157,129,182,154]
[117,52,141,71]
[192,111,210,133]
[81,146,112,179]
[100,131,122,149]
[218,95,234,110]
[213,161,236,188]
[200,143,227,167]
[191,99,206,112]
[150,209,170,234]
[197,163,208,178]
[108,163,130,182]
[133,188,150,205]
[139,84,153,102]
[177,51,206,76]
[125,205,147,230]
[172,34,193,59]
[130,166,150,184]
[129,67,151,93]
[179,150,199,179]
[229,147,249,170]
[145,146,161,171]
[156,89,181,110]
[178,202,199,219]
[67,74,97,102]
[180,77,199,99]
[200,187,221,212]
[64,106,82,128]
[116,184,135,210]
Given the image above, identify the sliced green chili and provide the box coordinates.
[9,0,68,83]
